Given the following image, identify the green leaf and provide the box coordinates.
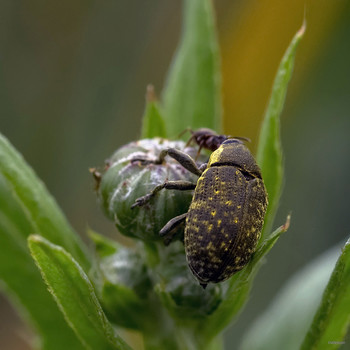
[202,217,290,342]
[101,282,149,330]
[88,229,118,258]
[0,133,90,269]
[141,85,167,139]
[162,0,222,137]
[257,23,305,236]
[0,176,85,350]
[239,245,341,350]
[301,238,350,350]
[28,235,131,350]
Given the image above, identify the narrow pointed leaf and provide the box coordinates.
[301,238,350,350]
[141,85,167,139]
[257,23,305,236]
[162,0,222,136]
[28,235,131,350]
[0,177,85,350]
[202,218,289,341]
[0,133,89,269]
[240,246,340,350]
[88,229,118,258]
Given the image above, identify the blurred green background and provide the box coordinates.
[1,1,350,349]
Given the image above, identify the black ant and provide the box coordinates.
[182,128,250,158]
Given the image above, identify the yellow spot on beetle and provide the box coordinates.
[211,210,216,217]
[206,241,214,250]
[208,146,224,165]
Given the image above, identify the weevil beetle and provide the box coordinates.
[132,138,268,287]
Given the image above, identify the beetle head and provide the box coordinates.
[221,138,243,145]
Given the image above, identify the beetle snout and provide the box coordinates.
[222,139,243,145]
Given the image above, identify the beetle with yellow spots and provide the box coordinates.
[132,137,268,288]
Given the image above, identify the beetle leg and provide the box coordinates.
[131,148,203,177]
[131,180,197,208]
[198,162,208,172]
[160,212,187,245]
[157,148,203,176]
[160,212,187,236]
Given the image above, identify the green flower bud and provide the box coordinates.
[155,241,223,320]
[90,231,153,330]
[98,138,205,241]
